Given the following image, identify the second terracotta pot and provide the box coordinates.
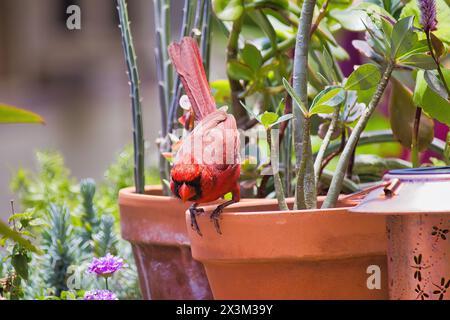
[119,186,212,300]
[187,197,389,299]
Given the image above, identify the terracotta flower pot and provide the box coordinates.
[118,186,213,300]
[186,197,389,299]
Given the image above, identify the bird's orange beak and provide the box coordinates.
[179,183,195,203]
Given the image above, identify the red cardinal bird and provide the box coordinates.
[168,37,240,235]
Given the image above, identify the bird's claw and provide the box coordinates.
[189,206,204,236]
[210,208,223,235]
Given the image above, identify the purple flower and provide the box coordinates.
[418,0,438,32]
[84,290,118,300]
[87,253,124,277]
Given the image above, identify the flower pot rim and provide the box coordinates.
[119,185,170,201]
[185,197,387,261]
[189,195,352,217]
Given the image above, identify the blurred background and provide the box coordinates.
[0,0,227,217]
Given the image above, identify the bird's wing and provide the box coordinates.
[175,110,240,168]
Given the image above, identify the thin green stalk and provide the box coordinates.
[163,0,172,111]
[167,0,191,133]
[322,62,395,208]
[284,122,293,196]
[309,0,330,36]
[411,107,422,168]
[268,129,289,210]
[426,31,450,98]
[227,18,246,119]
[154,0,168,135]
[292,0,317,209]
[200,0,212,77]
[314,106,340,186]
[117,0,145,194]
[153,0,170,195]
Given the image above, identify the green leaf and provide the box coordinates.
[330,8,367,32]
[396,39,436,69]
[0,104,45,124]
[344,64,381,91]
[212,0,244,21]
[389,78,434,151]
[241,43,263,72]
[282,78,308,117]
[430,32,446,59]
[413,69,450,126]
[424,70,449,100]
[12,253,29,280]
[269,113,294,128]
[391,16,416,59]
[309,87,345,115]
[247,10,277,49]
[0,220,42,254]
[211,80,231,105]
[398,53,437,70]
[249,0,290,10]
[354,2,396,21]
[260,111,279,128]
[227,60,254,81]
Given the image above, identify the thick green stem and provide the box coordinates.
[411,107,422,168]
[322,62,395,208]
[294,116,316,209]
[292,0,317,209]
[268,129,289,211]
[314,106,340,186]
[117,0,145,194]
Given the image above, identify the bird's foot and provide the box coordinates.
[189,206,204,236]
[210,207,223,235]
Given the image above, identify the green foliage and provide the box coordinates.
[40,204,79,296]
[212,0,244,21]
[2,148,144,300]
[414,69,450,126]
[344,64,381,91]
[79,179,99,245]
[94,215,118,257]
[0,104,44,124]
[10,151,78,215]
[0,220,41,254]
[389,79,434,151]
[309,87,345,115]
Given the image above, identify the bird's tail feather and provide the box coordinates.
[168,37,216,121]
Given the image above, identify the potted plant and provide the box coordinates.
[116,0,213,299]
[180,0,449,299]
